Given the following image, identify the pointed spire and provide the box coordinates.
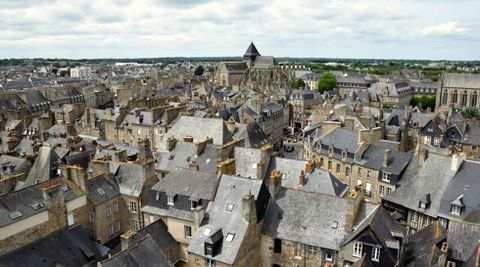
[244,42,261,57]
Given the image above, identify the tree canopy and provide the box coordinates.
[317,72,337,93]
[290,79,306,89]
[410,96,436,111]
[462,107,480,119]
[194,65,205,76]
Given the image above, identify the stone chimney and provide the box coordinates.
[195,137,213,156]
[358,128,370,144]
[383,149,391,167]
[344,117,354,131]
[305,161,314,174]
[193,206,205,226]
[190,160,199,171]
[418,148,429,166]
[269,170,282,200]
[242,191,256,222]
[42,179,67,229]
[299,170,305,186]
[138,138,153,160]
[184,135,194,143]
[114,148,127,162]
[451,153,466,172]
[120,230,137,251]
[344,189,364,233]
[166,136,177,152]
[226,119,236,134]
[60,165,86,191]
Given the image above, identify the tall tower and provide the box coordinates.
[243,42,261,66]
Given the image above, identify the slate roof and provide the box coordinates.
[398,222,446,267]
[234,147,267,179]
[361,146,412,175]
[232,122,270,148]
[160,116,233,148]
[438,161,480,221]
[0,225,107,267]
[113,163,150,198]
[447,220,480,262]
[262,189,377,250]
[86,175,120,205]
[99,235,171,267]
[244,42,261,57]
[151,167,218,201]
[188,175,264,265]
[383,154,455,218]
[442,73,480,89]
[130,218,177,256]
[21,146,60,189]
[155,142,217,174]
[265,157,348,197]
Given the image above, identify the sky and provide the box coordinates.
[0,0,479,60]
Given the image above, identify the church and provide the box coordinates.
[217,42,293,93]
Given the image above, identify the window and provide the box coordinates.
[367,170,371,177]
[382,172,391,183]
[130,201,137,212]
[167,196,174,206]
[155,192,160,201]
[184,225,192,239]
[328,161,332,170]
[226,203,234,212]
[425,136,432,144]
[107,205,112,217]
[387,188,392,195]
[325,251,333,262]
[88,212,95,223]
[131,220,140,231]
[115,220,121,232]
[379,185,385,197]
[191,201,198,210]
[423,216,432,227]
[108,223,114,236]
[307,245,317,256]
[434,138,440,146]
[353,242,363,257]
[274,239,282,254]
[294,243,302,257]
[451,204,462,215]
[357,179,362,186]
[205,259,215,267]
[346,167,350,176]
[410,211,418,223]
[439,218,448,228]
[320,158,324,167]
[358,167,362,175]
[113,202,119,213]
[372,247,380,262]
[365,183,372,195]
[336,164,341,173]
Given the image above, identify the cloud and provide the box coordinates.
[421,21,468,36]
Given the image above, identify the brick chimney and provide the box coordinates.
[305,161,315,173]
[217,158,236,175]
[59,165,86,191]
[383,149,391,167]
[269,170,282,200]
[299,170,305,186]
[344,190,364,233]
[184,135,194,143]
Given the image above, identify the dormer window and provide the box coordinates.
[167,195,174,206]
[382,172,391,183]
[450,204,462,215]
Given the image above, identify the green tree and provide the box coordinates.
[290,79,306,89]
[463,107,480,118]
[410,96,436,111]
[194,65,205,76]
[317,72,337,93]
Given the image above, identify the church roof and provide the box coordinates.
[244,42,261,57]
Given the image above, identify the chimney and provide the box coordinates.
[138,139,153,160]
[345,190,364,233]
[60,165,87,191]
[166,136,177,151]
[193,206,205,226]
[195,137,213,156]
[217,158,236,175]
[226,119,236,134]
[305,161,314,173]
[418,148,429,166]
[383,149,391,167]
[451,153,466,172]
[299,170,305,186]
[184,135,194,143]
[190,160,199,171]
[344,117,354,131]
[42,179,67,229]
[242,191,256,222]
[114,148,127,162]
[269,170,281,200]
[120,230,137,251]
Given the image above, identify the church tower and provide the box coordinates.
[243,42,261,66]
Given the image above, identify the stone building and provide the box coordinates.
[436,73,480,112]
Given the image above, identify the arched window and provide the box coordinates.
[472,92,478,107]
[461,91,468,106]
[443,91,448,105]
[452,90,458,104]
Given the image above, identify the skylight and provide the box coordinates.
[226,233,235,242]
[226,203,234,212]
[97,188,105,195]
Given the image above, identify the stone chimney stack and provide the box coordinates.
[183,135,194,143]
[42,180,67,229]
[451,153,466,172]
[269,170,281,200]
[299,170,305,186]
[226,119,236,134]
[190,160,199,171]
[138,138,153,160]
[305,161,314,174]
[418,148,429,166]
[120,230,137,251]
[383,149,391,167]
[242,191,256,222]
[114,148,127,162]
[193,206,205,226]
[166,136,177,152]
[345,189,364,233]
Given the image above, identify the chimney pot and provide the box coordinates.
[299,170,305,186]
